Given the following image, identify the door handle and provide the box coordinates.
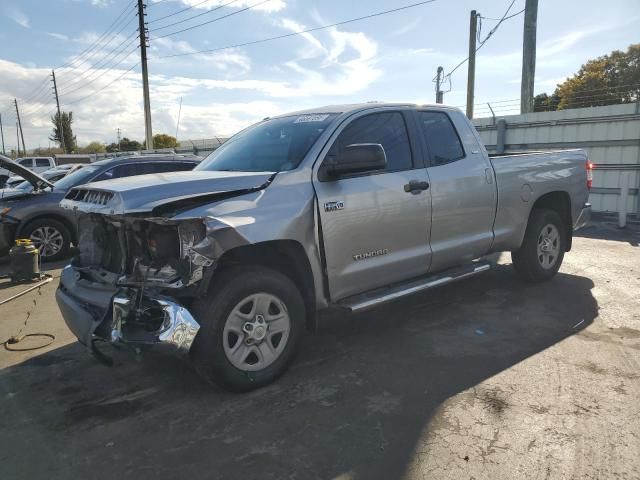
[404,180,430,193]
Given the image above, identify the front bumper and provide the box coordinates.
[574,203,591,231]
[56,265,200,355]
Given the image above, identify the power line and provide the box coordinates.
[152,0,267,39]
[443,0,519,80]
[58,31,140,92]
[62,63,140,106]
[56,2,137,73]
[149,0,221,24]
[149,0,241,31]
[154,0,439,59]
[57,18,138,88]
[480,8,524,21]
[61,46,140,98]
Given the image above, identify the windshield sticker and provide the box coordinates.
[294,114,330,123]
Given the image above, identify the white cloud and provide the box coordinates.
[390,17,422,37]
[45,32,70,41]
[7,8,30,28]
[177,0,286,13]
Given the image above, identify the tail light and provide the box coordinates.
[586,160,594,190]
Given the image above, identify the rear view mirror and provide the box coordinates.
[324,143,387,177]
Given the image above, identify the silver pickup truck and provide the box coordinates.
[56,103,591,391]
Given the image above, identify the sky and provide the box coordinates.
[0,0,638,151]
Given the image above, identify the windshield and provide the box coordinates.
[197,113,338,172]
[14,180,35,191]
[53,165,101,190]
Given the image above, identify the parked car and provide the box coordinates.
[0,156,56,187]
[0,164,85,199]
[55,103,591,391]
[0,154,201,260]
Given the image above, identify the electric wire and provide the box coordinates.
[149,0,221,24]
[152,0,266,39]
[154,0,439,59]
[61,46,140,98]
[442,0,518,80]
[58,30,140,93]
[61,62,140,106]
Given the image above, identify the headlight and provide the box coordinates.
[0,207,11,217]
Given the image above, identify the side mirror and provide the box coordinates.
[324,143,387,178]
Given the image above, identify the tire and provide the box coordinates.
[21,218,71,262]
[511,208,566,282]
[190,265,306,392]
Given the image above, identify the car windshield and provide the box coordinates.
[53,165,101,190]
[196,113,338,172]
[14,180,35,191]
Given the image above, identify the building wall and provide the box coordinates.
[472,103,640,214]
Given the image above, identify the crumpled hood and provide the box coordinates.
[0,154,53,190]
[60,170,275,215]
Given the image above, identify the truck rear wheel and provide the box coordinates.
[511,208,566,282]
[190,266,305,392]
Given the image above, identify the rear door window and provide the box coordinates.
[417,111,465,166]
[35,158,50,167]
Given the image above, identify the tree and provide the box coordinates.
[82,141,106,154]
[105,137,142,153]
[152,133,179,149]
[533,92,561,112]
[535,43,640,111]
[49,111,77,153]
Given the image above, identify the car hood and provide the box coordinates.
[60,170,275,216]
[0,154,54,189]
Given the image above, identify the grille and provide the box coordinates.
[66,188,114,206]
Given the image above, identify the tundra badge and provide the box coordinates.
[324,201,345,212]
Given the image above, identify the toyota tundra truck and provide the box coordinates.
[56,103,591,391]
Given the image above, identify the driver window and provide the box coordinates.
[332,112,412,173]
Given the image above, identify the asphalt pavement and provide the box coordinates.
[0,214,638,480]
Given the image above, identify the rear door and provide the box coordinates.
[415,109,497,271]
[313,109,433,300]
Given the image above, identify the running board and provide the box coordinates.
[338,262,491,312]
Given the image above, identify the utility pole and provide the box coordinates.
[175,97,182,141]
[137,0,153,151]
[466,10,478,119]
[0,113,5,155]
[16,122,21,157]
[51,70,66,153]
[117,128,122,151]
[14,99,26,155]
[435,66,444,103]
[520,0,538,113]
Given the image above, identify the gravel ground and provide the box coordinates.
[0,214,638,480]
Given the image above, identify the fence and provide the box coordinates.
[473,103,640,216]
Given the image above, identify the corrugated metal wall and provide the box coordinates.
[473,103,640,214]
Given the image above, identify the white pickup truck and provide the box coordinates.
[0,156,56,187]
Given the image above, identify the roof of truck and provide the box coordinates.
[275,102,459,117]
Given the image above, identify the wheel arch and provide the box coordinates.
[528,191,573,251]
[214,239,317,330]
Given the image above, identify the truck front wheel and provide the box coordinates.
[190,266,305,392]
[511,208,566,282]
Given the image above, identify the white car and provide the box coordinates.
[0,157,56,187]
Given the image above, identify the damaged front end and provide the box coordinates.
[57,213,218,359]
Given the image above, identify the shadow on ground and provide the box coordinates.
[575,213,639,246]
[0,265,598,480]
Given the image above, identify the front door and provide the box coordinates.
[313,110,433,301]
